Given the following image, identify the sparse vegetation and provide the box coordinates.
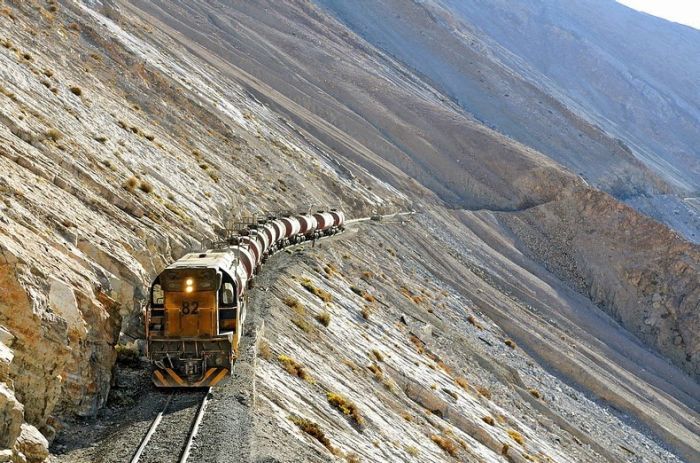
[505,339,516,349]
[283,296,304,313]
[292,317,314,333]
[45,128,62,142]
[482,416,495,426]
[405,446,419,457]
[455,377,469,390]
[430,434,458,456]
[123,176,139,191]
[467,314,484,329]
[278,354,313,382]
[300,278,332,302]
[327,392,364,426]
[258,339,271,360]
[289,416,332,451]
[69,86,82,96]
[371,349,384,362]
[94,136,108,144]
[315,311,331,327]
[528,388,541,399]
[507,429,525,445]
[360,305,371,320]
[477,386,492,399]
[138,181,154,193]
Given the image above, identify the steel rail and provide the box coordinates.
[130,392,174,463]
[179,387,211,463]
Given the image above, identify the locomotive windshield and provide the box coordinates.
[161,268,218,292]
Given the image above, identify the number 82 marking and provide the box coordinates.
[181,301,200,315]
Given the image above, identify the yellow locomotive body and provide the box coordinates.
[145,252,246,387]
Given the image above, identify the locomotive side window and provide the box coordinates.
[221,282,235,307]
[151,283,164,306]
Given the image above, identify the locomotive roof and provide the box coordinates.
[165,250,238,273]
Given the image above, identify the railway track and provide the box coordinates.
[130,387,211,463]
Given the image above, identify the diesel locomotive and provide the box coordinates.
[145,210,345,387]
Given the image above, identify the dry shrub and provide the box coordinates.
[289,416,332,451]
[258,339,271,360]
[350,285,363,296]
[45,128,62,141]
[345,453,361,463]
[367,363,383,380]
[342,358,359,372]
[400,411,413,422]
[482,416,495,426]
[405,446,419,457]
[138,181,154,193]
[292,317,314,333]
[477,386,492,400]
[507,429,525,446]
[467,314,483,329]
[94,135,108,143]
[67,22,80,31]
[360,305,371,320]
[528,388,542,399]
[327,392,364,426]
[505,339,516,349]
[69,86,82,96]
[123,176,139,191]
[363,293,376,303]
[430,434,457,456]
[283,296,304,314]
[455,377,469,390]
[360,271,373,281]
[301,278,332,302]
[315,311,331,327]
[278,354,313,382]
[371,349,384,362]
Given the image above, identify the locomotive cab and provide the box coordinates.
[146,254,245,387]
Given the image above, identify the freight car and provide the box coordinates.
[145,209,345,387]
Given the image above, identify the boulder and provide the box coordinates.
[0,449,13,462]
[0,384,23,448]
[14,424,48,463]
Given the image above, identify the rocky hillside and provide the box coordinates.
[0,1,698,462]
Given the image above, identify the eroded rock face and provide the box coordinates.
[504,188,700,379]
[0,383,23,449]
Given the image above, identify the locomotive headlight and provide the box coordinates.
[186,278,194,285]
[185,278,194,293]
[185,286,194,293]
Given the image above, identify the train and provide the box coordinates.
[144,209,345,387]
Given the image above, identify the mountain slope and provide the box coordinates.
[0,1,697,462]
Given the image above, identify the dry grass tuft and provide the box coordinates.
[477,386,492,400]
[482,416,495,426]
[292,317,314,333]
[315,311,331,327]
[283,296,304,314]
[69,86,82,96]
[327,392,364,426]
[371,349,384,362]
[258,339,272,360]
[361,305,371,320]
[45,128,62,142]
[278,354,313,382]
[507,429,525,446]
[123,176,139,192]
[467,314,484,329]
[289,416,332,451]
[138,181,154,194]
[430,434,458,456]
[528,388,542,399]
[405,445,419,457]
[301,278,332,302]
[505,339,516,349]
[455,377,469,390]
